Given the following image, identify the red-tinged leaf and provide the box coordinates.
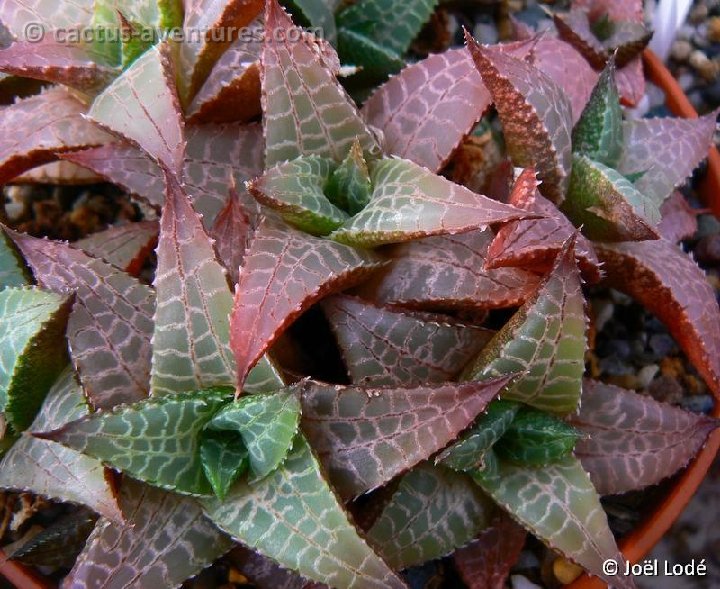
[209,185,256,286]
[184,122,265,226]
[187,17,262,124]
[323,295,493,387]
[0,0,93,36]
[0,40,117,93]
[61,143,166,207]
[529,38,598,125]
[356,230,541,312]
[465,35,573,204]
[262,0,380,166]
[618,110,719,206]
[178,0,263,101]
[361,47,491,172]
[463,239,587,415]
[230,546,307,589]
[657,191,698,243]
[365,464,495,569]
[63,477,232,589]
[616,56,645,107]
[73,221,158,276]
[570,379,719,495]
[12,160,103,185]
[454,513,527,589]
[571,0,643,23]
[0,367,123,523]
[88,42,185,175]
[487,168,602,283]
[0,87,113,184]
[7,230,155,409]
[64,123,264,226]
[230,218,385,389]
[596,239,720,397]
[552,10,650,69]
[330,157,531,247]
[300,376,512,499]
[151,172,235,396]
[473,456,633,589]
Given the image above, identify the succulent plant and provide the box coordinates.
[0,0,719,588]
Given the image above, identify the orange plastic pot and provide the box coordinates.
[567,48,720,589]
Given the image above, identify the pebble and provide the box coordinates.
[697,214,720,238]
[709,17,720,43]
[637,364,660,388]
[691,4,710,24]
[511,576,543,589]
[649,333,677,358]
[671,39,693,62]
[553,558,584,585]
[600,355,632,377]
[647,374,684,404]
[592,299,614,333]
[695,234,720,264]
[690,49,711,71]
[681,394,715,413]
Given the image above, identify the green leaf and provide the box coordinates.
[330,157,529,247]
[38,388,234,495]
[462,240,586,415]
[326,140,373,215]
[472,456,632,589]
[199,429,248,500]
[88,41,185,175]
[202,433,406,589]
[207,389,301,480]
[151,171,235,396]
[0,287,71,432]
[248,155,349,235]
[336,28,405,80]
[65,477,233,588]
[244,355,287,394]
[436,400,519,472]
[0,367,123,522]
[0,230,30,289]
[572,60,623,168]
[495,408,580,467]
[563,154,661,241]
[366,464,494,569]
[284,0,337,43]
[263,0,380,166]
[336,0,437,55]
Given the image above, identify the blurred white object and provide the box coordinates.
[650,0,693,61]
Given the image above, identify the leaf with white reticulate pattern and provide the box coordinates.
[465,34,573,204]
[323,295,493,386]
[73,221,158,275]
[596,239,720,398]
[0,367,122,522]
[63,477,233,589]
[0,287,71,431]
[0,230,29,289]
[0,87,113,184]
[299,377,512,499]
[473,456,634,589]
[571,379,719,495]
[202,433,407,589]
[261,0,379,166]
[366,464,494,569]
[151,172,235,396]
[88,42,185,175]
[0,0,93,38]
[356,229,541,311]
[330,158,530,247]
[463,239,586,415]
[618,110,719,206]
[361,48,491,172]
[230,218,385,390]
[37,388,233,495]
[8,229,155,409]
